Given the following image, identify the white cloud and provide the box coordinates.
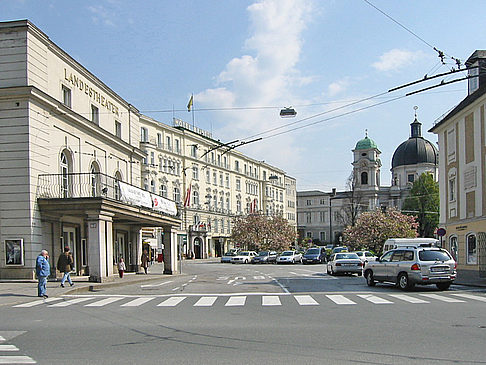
[328,78,350,97]
[87,5,116,27]
[372,49,424,72]
[196,0,314,169]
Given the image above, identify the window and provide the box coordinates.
[306,232,312,238]
[449,236,458,262]
[225,174,229,188]
[150,179,155,193]
[306,200,311,206]
[175,139,180,153]
[236,178,241,191]
[319,232,326,241]
[319,211,326,222]
[219,173,223,186]
[306,212,311,223]
[141,127,148,142]
[361,172,368,185]
[150,152,155,166]
[60,151,71,198]
[192,165,199,180]
[191,145,197,157]
[467,234,477,264]
[407,174,415,183]
[235,160,240,172]
[468,63,479,94]
[159,158,163,172]
[159,185,167,198]
[213,171,217,185]
[206,169,210,183]
[114,171,122,200]
[157,133,162,148]
[62,85,71,107]
[166,136,172,151]
[5,239,23,265]
[173,187,180,202]
[236,200,241,213]
[449,178,456,201]
[91,105,99,124]
[115,121,122,138]
[90,162,100,197]
[226,198,230,211]
[193,191,199,206]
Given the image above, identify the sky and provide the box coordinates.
[2,0,485,191]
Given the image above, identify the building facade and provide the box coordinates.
[0,20,297,280]
[430,50,486,276]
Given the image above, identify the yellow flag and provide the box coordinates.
[187,95,193,112]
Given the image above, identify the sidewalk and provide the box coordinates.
[0,262,178,307]
[455,269,486,288]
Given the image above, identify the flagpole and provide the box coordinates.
[191,93,195,128]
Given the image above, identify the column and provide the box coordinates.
[163,226,178,274]
[86,211,114,282]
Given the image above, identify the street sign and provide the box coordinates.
[437,228,446,237]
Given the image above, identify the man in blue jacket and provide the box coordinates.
[36,250,50,298]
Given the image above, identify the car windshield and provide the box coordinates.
[336,253,359,260]
[223,252,235,256]
[306,248,320,254]
[258,251,269,256]
[419,250,451,261]
[333,247,347,253]
[281,251,293,256]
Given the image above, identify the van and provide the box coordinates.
[382,238,439,253]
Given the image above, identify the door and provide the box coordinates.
[63,226,76,273]
[114,232,127,265]
[194,237,201,259]
[373,251,393,281]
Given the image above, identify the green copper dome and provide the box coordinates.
[355,135,378,150]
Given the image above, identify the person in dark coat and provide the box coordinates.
[141,250,149,274]
[57,246,74,288]
[36,250,50,298]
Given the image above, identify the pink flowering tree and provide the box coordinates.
[231,213,297,252]
[342,208,418,253]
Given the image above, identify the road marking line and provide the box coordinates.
[269,277,290,294]
[388,294,429,304]
[452,293,486,302]
[48,297,94,307]
[158,297,186,307]
[253,276,266,280]
[13,297,63,308]
[225,296,247,306]
[141,280,174,288]
[294,295,319,306]
[0,345,18,351]
[0,356,36,364]
[0,336,4,342]
[172,287,180,291]
[419,294,465,303]
[262,296,281,306]
[357,294,393,304]
[326,295,356,305]
[85,297,124,307]
[120,297,155,307]
[194,296,217,307]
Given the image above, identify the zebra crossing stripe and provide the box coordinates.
[357,294,393,304]
[419,294,465,303]
[49,297,94,307]
[13,297,63,308]
[121,297,155,307]
[451,293,486,302]
[0,336,5,342]
[0,345,18,351]
[85,297,124,307]
[388,294,429,304]
[326,295,356,305]
[0,356,36,364]
[294,295,319,306]
[158,297,186,307]
[262,296,281,306]
[194,297,217,307]
[225,296,246,306]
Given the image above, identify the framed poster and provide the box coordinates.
[5,239,23,265]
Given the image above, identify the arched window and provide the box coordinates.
[361,172,368,185]
[449,236,458,262]
[150,179,155,193]
[114,171,122,200]
[60,151,71,198]
[90,162,100,197]
[193,191,199,206]
[159,184,167,198]
[220,196,224,210]
[467,233,477,264]
[236,200,241,213]
[173,187,180,202]
[226,198,230,211]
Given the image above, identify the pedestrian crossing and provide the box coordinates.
[0,333,36,364]
[12,292,486,309]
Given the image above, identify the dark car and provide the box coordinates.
[252,251,277,264]
[302,247,326,264]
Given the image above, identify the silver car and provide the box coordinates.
[327,253,363,276]
[364,247,456,290]
[276,250,302,264]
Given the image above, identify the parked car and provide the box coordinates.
[221,251,236,263]
[302,247,326,264]
[354,250,377,263]
[364,247,456,290]
[231,251,257,264]
[252,251,277,264]
[327,252,363,276]
[276,250,302,264]
[332,246,348,254]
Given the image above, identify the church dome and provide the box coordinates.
[355,134,378,150]
[391,117,438,168]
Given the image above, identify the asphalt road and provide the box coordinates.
[2,260,486,364]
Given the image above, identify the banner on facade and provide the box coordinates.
[151,193,178,216]
[118,181,153,209]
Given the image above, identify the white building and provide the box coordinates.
[0,20,296,280]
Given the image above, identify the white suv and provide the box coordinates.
[364,247,456,290]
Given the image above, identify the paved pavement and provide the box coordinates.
[0,261,484,307]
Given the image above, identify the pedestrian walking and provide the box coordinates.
[117,257,126,278]
[36,249,50,298]
[141,250,149,274]
[57,246,74,288]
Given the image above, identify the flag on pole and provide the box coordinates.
[183,185,192,207]
[187,95,193,112]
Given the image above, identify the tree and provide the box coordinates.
[336,172,364,228]
[231,213,297,252]
[342,208,418,252]
[401,172,439,237]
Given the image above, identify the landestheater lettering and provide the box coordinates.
[64,68,119,116]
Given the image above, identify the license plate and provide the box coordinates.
[431,266,448,272]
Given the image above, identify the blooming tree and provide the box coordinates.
[231,213,297,252]
[342,208,418,252]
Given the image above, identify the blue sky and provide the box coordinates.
[2,0,485,191]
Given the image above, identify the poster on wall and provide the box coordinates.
[5,239,23,265]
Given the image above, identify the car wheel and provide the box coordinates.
[356,271,362,276]
[398,273,414,290]
[436,282,451,291]
[365,270,375,286]
[244,259,248,264]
